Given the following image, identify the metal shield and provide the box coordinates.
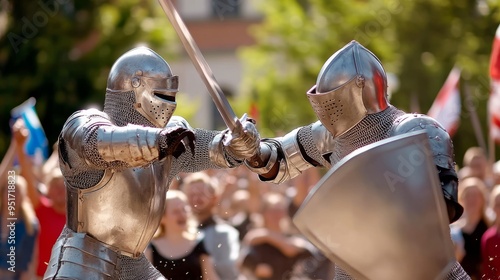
[293,131,455,280]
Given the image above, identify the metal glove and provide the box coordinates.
[223,114,260,161]
[158,125,195,159]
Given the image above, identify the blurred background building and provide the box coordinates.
[173,0,262,129]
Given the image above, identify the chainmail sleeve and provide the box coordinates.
[334,266,355,280]
[59,110,122,189]
[297,121,335,168]
[169,128,237,179]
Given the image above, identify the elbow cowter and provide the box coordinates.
[61,109,163,168]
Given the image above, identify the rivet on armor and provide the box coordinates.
[131,77,141,88]
[356,75,365,88]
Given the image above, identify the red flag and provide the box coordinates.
[427,67,461,137]
[249,101,259,123]
[489,24,500,144]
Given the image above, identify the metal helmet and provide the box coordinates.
[307,40,389,137]
[105,47,179,128]
[390,114,463,223]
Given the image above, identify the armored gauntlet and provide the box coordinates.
[223,117,260,161]
[158,125,195,159]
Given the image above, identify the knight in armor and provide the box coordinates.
[43,47,259,280]
[244,40,470,279]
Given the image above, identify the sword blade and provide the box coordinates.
[158,0,239,131]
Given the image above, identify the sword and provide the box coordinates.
[158,0,242,133]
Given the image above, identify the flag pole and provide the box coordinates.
[489,129,496,164]
[463,81,488,153]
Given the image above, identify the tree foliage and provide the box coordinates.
[0,0,178,155]
[239,0,500,163]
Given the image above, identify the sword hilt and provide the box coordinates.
[222,114,246,147]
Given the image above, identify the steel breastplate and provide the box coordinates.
[66,159,171,258]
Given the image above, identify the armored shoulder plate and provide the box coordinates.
[390,114,455,170]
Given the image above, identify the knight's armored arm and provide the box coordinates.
[244,123,331,184]
[61,109,193,169]
[208,117,261,168]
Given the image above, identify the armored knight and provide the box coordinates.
[43,47,259,280]
[245,41,470,279]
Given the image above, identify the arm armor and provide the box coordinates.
[62,109,163,169]
[246,128,316,184]
[97,125,160,166]
[208,130,246,168]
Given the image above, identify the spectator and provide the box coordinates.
[9,118,65,279]
[287,168,335,280]
[0,176,39,280]
[31,167,66,278]
[18,139,66,279]
[220,167,262,241]
[0,128,39,280]
[146,190,218,280]
[492,160,500,186]
[481,185,500,279]
[451,177,491,279]
[459,147,494,190]
[226,189,254,241]
[181,172,241,280]
[240,192,312,280]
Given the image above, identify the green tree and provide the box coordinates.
[0,0,178,156]
[239,0,500,163]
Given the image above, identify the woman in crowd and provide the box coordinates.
[451,177,491,280]
[481,185,500,278]
[147,190,219,280]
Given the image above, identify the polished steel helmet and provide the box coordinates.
[106,47,179,128]
[307,40,389,137]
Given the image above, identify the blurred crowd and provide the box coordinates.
[2,118,500,280]
[450,147,500,280]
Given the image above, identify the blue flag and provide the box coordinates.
[11,98,49,165]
